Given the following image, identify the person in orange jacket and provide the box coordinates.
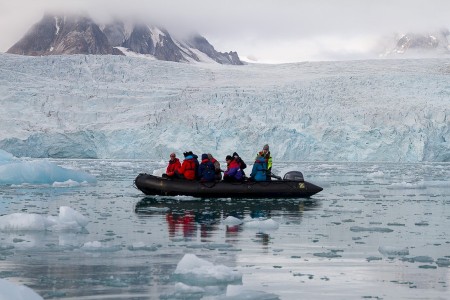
[176,151,197,180]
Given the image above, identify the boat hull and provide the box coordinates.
[134,173,322,198]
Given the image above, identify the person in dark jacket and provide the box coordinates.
[165,152,181,178]
[250,155,267,181]
[207,153,222,180]
[223,155,244,182]
[198,153,216,182]
[176,152,197,180]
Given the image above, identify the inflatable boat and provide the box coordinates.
[134,171,322,198]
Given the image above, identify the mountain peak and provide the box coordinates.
[7,13,243,65]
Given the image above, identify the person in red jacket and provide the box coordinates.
[176,152,197,180]
[165,153,181,177]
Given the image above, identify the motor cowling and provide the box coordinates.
[283,171,304,182]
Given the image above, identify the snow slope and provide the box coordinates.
[0,53,448,162]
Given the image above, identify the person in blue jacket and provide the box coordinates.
[250,155,267,181]
[198,153,216,182]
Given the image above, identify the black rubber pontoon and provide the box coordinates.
[134,171,322,198]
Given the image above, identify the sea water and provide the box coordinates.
[0,160,449,299]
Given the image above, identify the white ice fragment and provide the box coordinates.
[0,213,48,231]
[0,278,43,300]
[243,219,279,231]
[57,206,89,230]
[81,241,122,252]
[52,179,81,187]
[174,254,242,285]
[223,216,243,225]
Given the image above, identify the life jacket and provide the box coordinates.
[178,157,197,180]
[166,158,181,176]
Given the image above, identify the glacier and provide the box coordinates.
[0,53,448,162]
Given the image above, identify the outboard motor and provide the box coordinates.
[283,171,304,182]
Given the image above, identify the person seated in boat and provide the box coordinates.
[164,152,181,178]
[257,144,273,180]
[223,155,244,182]
[207,153,222,180]
[198,153,216,182]
[175,151,197,180]
[232,152,247,176]
[250,155,267,181]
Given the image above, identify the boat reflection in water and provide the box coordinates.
[134,197,321,240]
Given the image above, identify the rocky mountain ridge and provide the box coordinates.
[7,13,243,65]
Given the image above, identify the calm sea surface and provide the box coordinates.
[1,160,449,299]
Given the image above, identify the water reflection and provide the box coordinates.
[134,197,321,241]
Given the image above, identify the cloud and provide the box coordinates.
[1,0,450,62]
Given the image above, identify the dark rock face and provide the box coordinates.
[8,13,243,65]
[7,14,58,55]
[8,14,117,56]
[103,20,127,47]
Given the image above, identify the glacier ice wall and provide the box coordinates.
[0,53,448,162]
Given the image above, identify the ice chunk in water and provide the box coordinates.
[0,278,43,300]
[223,216,243,225]
[244,219,279,230]
[174,254,242,285]
[0,206,88,231]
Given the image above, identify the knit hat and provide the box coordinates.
[201,153,208,160]
[263,144,269,150]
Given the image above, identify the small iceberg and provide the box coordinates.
[0,206,88,231]
[174,254,242,286]
[0,278,43,300]
[0,149,96,185]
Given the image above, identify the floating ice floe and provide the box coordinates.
[127,242,159,251]
[81,241,122,252]
[387,181,426,189]
[174,254,242,285]
[378,246,409,256]
[223,216,244,226]
[243,219,279,231]
[323,208,363,213]
[0,206,88,231]
[0,278,43,300]
[0,149,96,185]
[350,226,393,233]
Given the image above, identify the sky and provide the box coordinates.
[1,0,450,63]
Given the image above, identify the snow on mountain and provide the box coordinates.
[381,29,450,58]
[7,13,243,65]
[0,53,448,162]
